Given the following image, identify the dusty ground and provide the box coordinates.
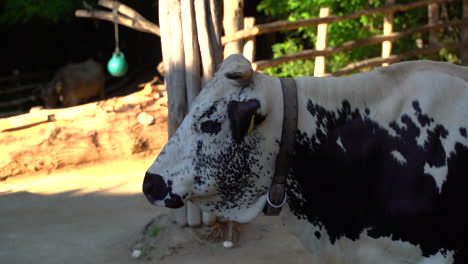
[0,156,313,264]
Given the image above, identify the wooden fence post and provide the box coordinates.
[382,0,395,66]
[243,17,256,62]
[314,7,330,77]
[193,0,222,227]
[428,3,440,60]
[181,0,202,227]
[223,0,244,58]
[462,0,468,65]
[195,0,218,86]
[159,0,187,226]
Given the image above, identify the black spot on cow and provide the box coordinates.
[460,128,467,138]
[413,101,433,127]
[194,175,204,186]
[197,141,203,155]
[193,125,268,213]
[199,102,219,120]
[365,108,370,115]
[201,120,222,135]
[315,231,321,239]
[287,99,468,262]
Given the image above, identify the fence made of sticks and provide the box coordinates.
[227,0,468,77]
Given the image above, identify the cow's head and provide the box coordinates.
[143,54,284,222]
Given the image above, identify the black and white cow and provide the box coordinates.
[143,54,468,263]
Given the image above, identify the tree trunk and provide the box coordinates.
[0,89,167,182]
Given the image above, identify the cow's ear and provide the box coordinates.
[224,67,253,87]
[227,99,262,144]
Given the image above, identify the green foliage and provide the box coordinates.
[257,0,436,77]
[1,0,83,24]
[150,226,161,237]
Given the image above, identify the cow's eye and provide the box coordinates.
[200,120,222,135]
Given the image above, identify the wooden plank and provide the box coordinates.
[253,19,468,71]
[243,17,256,62]
[222,0,455,44]
[223,0,244,58]
[382,0,395,66]
[0,110,53,132]
[314,7,330,77]
[331,42,468,76]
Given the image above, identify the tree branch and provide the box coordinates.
[75,0,160,36]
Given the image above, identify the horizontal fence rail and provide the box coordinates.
[221,0,456,44]
[330,42,468,76]
[252,19,468,71]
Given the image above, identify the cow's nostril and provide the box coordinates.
[143,171,169,204]
[142,178,153,199]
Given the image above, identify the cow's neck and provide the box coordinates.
[285,74,389,223]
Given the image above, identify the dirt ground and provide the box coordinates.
[0,155,313,264]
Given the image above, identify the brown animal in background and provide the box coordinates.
[43,59,105,108]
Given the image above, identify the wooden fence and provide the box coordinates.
[224,0,468,77]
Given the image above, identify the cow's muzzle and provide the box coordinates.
[142,171,184,208]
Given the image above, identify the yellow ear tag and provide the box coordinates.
[248,115,255,134]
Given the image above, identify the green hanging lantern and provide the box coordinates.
[107,1,128,77]
[107,51,128,77]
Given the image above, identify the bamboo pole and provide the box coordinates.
[253,19,468,71]
[314,7,330,77]
[222,0,455,44]
[243,17,256,62]
[382,0,395,66]
[332,42,468,76]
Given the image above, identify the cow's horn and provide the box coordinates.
[220,54,253,86]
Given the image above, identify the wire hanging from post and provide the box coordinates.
[107,1,128,77]
[113,0,120,54]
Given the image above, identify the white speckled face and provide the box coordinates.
[143,54,284,222]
